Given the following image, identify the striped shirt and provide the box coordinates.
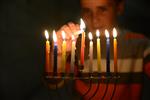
[75,29,150,100]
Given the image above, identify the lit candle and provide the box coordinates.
[62,31,66,73]
[53,30,57,76]
[105,30,110,74]
[80,18,86,66]
[88,32,93,74]
[96,30,101,73]
[45,30,50,73]
[113,28,118,73]
[71,35,76,73]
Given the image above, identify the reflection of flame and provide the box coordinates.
[88,32,93,40]
[105,30,109,38]
[113,28,117,38]
[53,30,57,42]
[72,35,75,41]
[96,29,100,37]
[62,31,66,40]
[45,30,49,40]
[80,18,86,30]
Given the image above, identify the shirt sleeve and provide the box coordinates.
[143,41,150,78]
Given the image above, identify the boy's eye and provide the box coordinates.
[97,6,107,12]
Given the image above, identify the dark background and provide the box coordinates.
[0,0,150,100]
[0,0,150,37]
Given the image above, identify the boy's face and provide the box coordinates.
[81,0,122,34]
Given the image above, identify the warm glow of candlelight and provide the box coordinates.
[113,28,117,38]
[53,30,57,42]
[62,31,66,40]
[80,18,86,31]
[88,32,93,40]
[96,29,100,37]
[45,30,49,40]
[105,29,110,38]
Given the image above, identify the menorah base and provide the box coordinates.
[44,72,120,84]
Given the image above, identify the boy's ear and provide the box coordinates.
[117,0,125,15]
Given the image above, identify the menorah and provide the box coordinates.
[43,19,120,100]
[44,67,120,100]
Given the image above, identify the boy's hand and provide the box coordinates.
[56,22,80,54]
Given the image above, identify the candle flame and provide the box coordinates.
[45,30,49,40]
[53,30,57,42]
[113,28,117,38]
[96,29,100,37]
[62,31,66,40]
[72,35,75,41]
[88,32,93,40]
[105,29,109,38]
[80,18,86,31]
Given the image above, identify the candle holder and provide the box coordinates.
[44,68,120,100]
[43,26,119,99]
